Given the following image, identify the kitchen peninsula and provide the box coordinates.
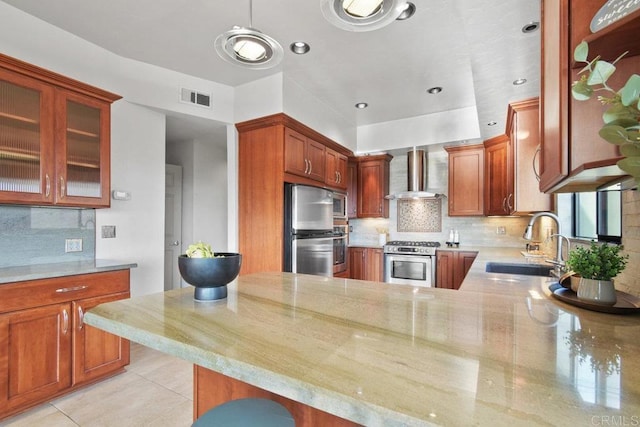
[84,267,640,426]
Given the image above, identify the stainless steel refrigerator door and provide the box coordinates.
[292,185,333,231]
[292,237,333,277]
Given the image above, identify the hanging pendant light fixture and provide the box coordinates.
[215,0,283,69]
[321,0,412,32]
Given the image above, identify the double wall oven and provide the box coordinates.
[383,241,440,287]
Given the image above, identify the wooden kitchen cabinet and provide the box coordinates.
[346,159,358,219]
[484,99,551,215]
[0,270,131,419]
[483,135,511,216]
[436,250,477,290]
[540,0,636,193]
[237,113,354,275]
[349,247,383,282]
[325,148,347,190]
[357,154,392,218]
[445,144,484,216]
[0,53,120,208]
[284,127,326,183]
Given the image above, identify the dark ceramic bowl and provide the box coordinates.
[178,253,242,301]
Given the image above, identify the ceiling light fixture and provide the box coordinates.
[321,0,410,32]
[355,102,369,109]
[290,41,311,55]
[396,2,416,20]
[214,0,283,69]
[427,86,442,94]
[522,21,540,33]
[487,121,497,126]
[513,78,527,86]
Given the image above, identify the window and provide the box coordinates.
[558,190,622,243]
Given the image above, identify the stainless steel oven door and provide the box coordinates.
[333,234,348,274]
[292,236,333,277]
[384,254,434,287]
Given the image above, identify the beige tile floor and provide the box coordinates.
[1,343,194,427]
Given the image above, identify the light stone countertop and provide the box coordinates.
[0,260,138,284]
[85,258,640,426]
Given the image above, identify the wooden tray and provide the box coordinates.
[549,283,640,314]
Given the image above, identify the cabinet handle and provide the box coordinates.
[337,171,341,183]
[532,145,541,182]
[507,193,513,211]
[502,197,508,213]
[308,160,312,175]
[335,171,339,183]
[56,285,89,293]
[59,176,66,198]
[78,305,85,330]
[45,174,51,197]
[304,159,309,174]
[62,309,69,334]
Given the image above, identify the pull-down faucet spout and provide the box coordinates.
[523,212,565,271]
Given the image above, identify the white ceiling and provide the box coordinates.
[3,0,541,148]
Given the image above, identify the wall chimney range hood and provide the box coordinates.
[386,148,442,199]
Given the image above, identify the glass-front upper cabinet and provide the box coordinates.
[0,53,120,208]
[55,90,111,207]
[0,69,55,204]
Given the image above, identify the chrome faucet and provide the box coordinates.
[523,212,566,273]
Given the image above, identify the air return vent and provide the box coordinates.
[180,88,211,108]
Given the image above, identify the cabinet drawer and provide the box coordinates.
[0,270,130,314]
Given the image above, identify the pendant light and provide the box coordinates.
[214,0,283,69]
[321,0,412,32]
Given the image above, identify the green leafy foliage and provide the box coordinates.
[185,241,217,258]
[572,41,640,183]
[565,242,628,281]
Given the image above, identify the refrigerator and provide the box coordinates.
[284,184,334,277]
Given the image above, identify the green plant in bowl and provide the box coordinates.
[565,241,628,281]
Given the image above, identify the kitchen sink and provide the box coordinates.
[485,262,554,277]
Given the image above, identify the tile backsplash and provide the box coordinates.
[0,206,95,267]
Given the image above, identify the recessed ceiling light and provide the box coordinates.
[355,102,369,109]
[396,2,416,20]
[427,86,442,94]
[522,21,540,33]
[487,121,497,126]
[513,78,527,86]
[290,41,310,55]
[321,0,409,32]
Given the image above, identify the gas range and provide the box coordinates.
[383,240,441,256]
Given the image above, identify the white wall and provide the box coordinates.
[356,106,482,153]
[96,102,166,296]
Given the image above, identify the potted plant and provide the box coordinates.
[565,241,628,305]
[571,41,640,184]
[178,241,242,301]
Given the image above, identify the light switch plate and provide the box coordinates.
[102,225,116,238]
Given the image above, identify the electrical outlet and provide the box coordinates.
[65,238,83,253]
[102,225,116,238]
[496,226,506,235]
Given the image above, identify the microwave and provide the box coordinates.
[332,192,347,220]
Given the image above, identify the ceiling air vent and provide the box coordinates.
[180,88,211,108]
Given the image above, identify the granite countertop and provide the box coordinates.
[85,265,640,426]
[0,260,138,284]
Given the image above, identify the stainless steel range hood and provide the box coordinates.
[386,148,442,200]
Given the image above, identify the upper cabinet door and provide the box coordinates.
[0,68,55,205]
[54,90,111,207]
[0,53,120,208]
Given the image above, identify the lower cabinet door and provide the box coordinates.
[72,292,130,385]
[0,303,72,415]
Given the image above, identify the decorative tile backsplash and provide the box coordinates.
[0,206,95,267]
[397,198,441,233]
